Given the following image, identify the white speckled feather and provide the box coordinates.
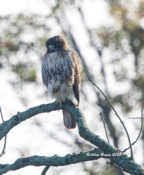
[42,50,75,102]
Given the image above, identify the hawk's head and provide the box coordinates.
[46,36,67,53]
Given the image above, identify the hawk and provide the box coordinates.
[42,36,81,129]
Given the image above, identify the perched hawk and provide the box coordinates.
[42,36,81,129]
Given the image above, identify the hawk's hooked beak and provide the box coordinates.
[47,44,57,53]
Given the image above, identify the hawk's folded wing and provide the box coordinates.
[71,52,81,104]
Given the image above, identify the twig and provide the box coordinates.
[41,166,50,175]
[100,112,110,144]
[123,105,144,153]
[0,107,4,122]
[128,117,142,119]
[0,107,7,157]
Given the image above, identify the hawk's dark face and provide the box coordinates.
[46,36,67,53]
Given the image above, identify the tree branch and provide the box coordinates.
[0,102,61,141]
[0,148,103,175]
[0,101,143,174]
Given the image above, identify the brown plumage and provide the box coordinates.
[42,35,81,129]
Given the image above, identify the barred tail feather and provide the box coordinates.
[63,110,76,129]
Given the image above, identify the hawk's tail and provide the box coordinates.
[63,110,76,129]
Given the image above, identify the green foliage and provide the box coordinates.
[12,63,36,82]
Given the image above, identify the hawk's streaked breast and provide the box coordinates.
[42,50,77,102]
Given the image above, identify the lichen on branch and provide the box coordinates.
[0,101,143,175]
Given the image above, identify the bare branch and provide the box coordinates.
[0,148,103,175]
[41,166,50,175]
[0,147,142,175]
[100,112,110,144]
[0,102,61,141]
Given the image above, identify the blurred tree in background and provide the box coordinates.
[0,0,144,174]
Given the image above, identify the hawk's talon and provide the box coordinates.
[56,101,63,108]
[55,101,59,105]
[59,100,65,108]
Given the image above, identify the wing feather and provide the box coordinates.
[71,51,81,104]
[42,55,49,87]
